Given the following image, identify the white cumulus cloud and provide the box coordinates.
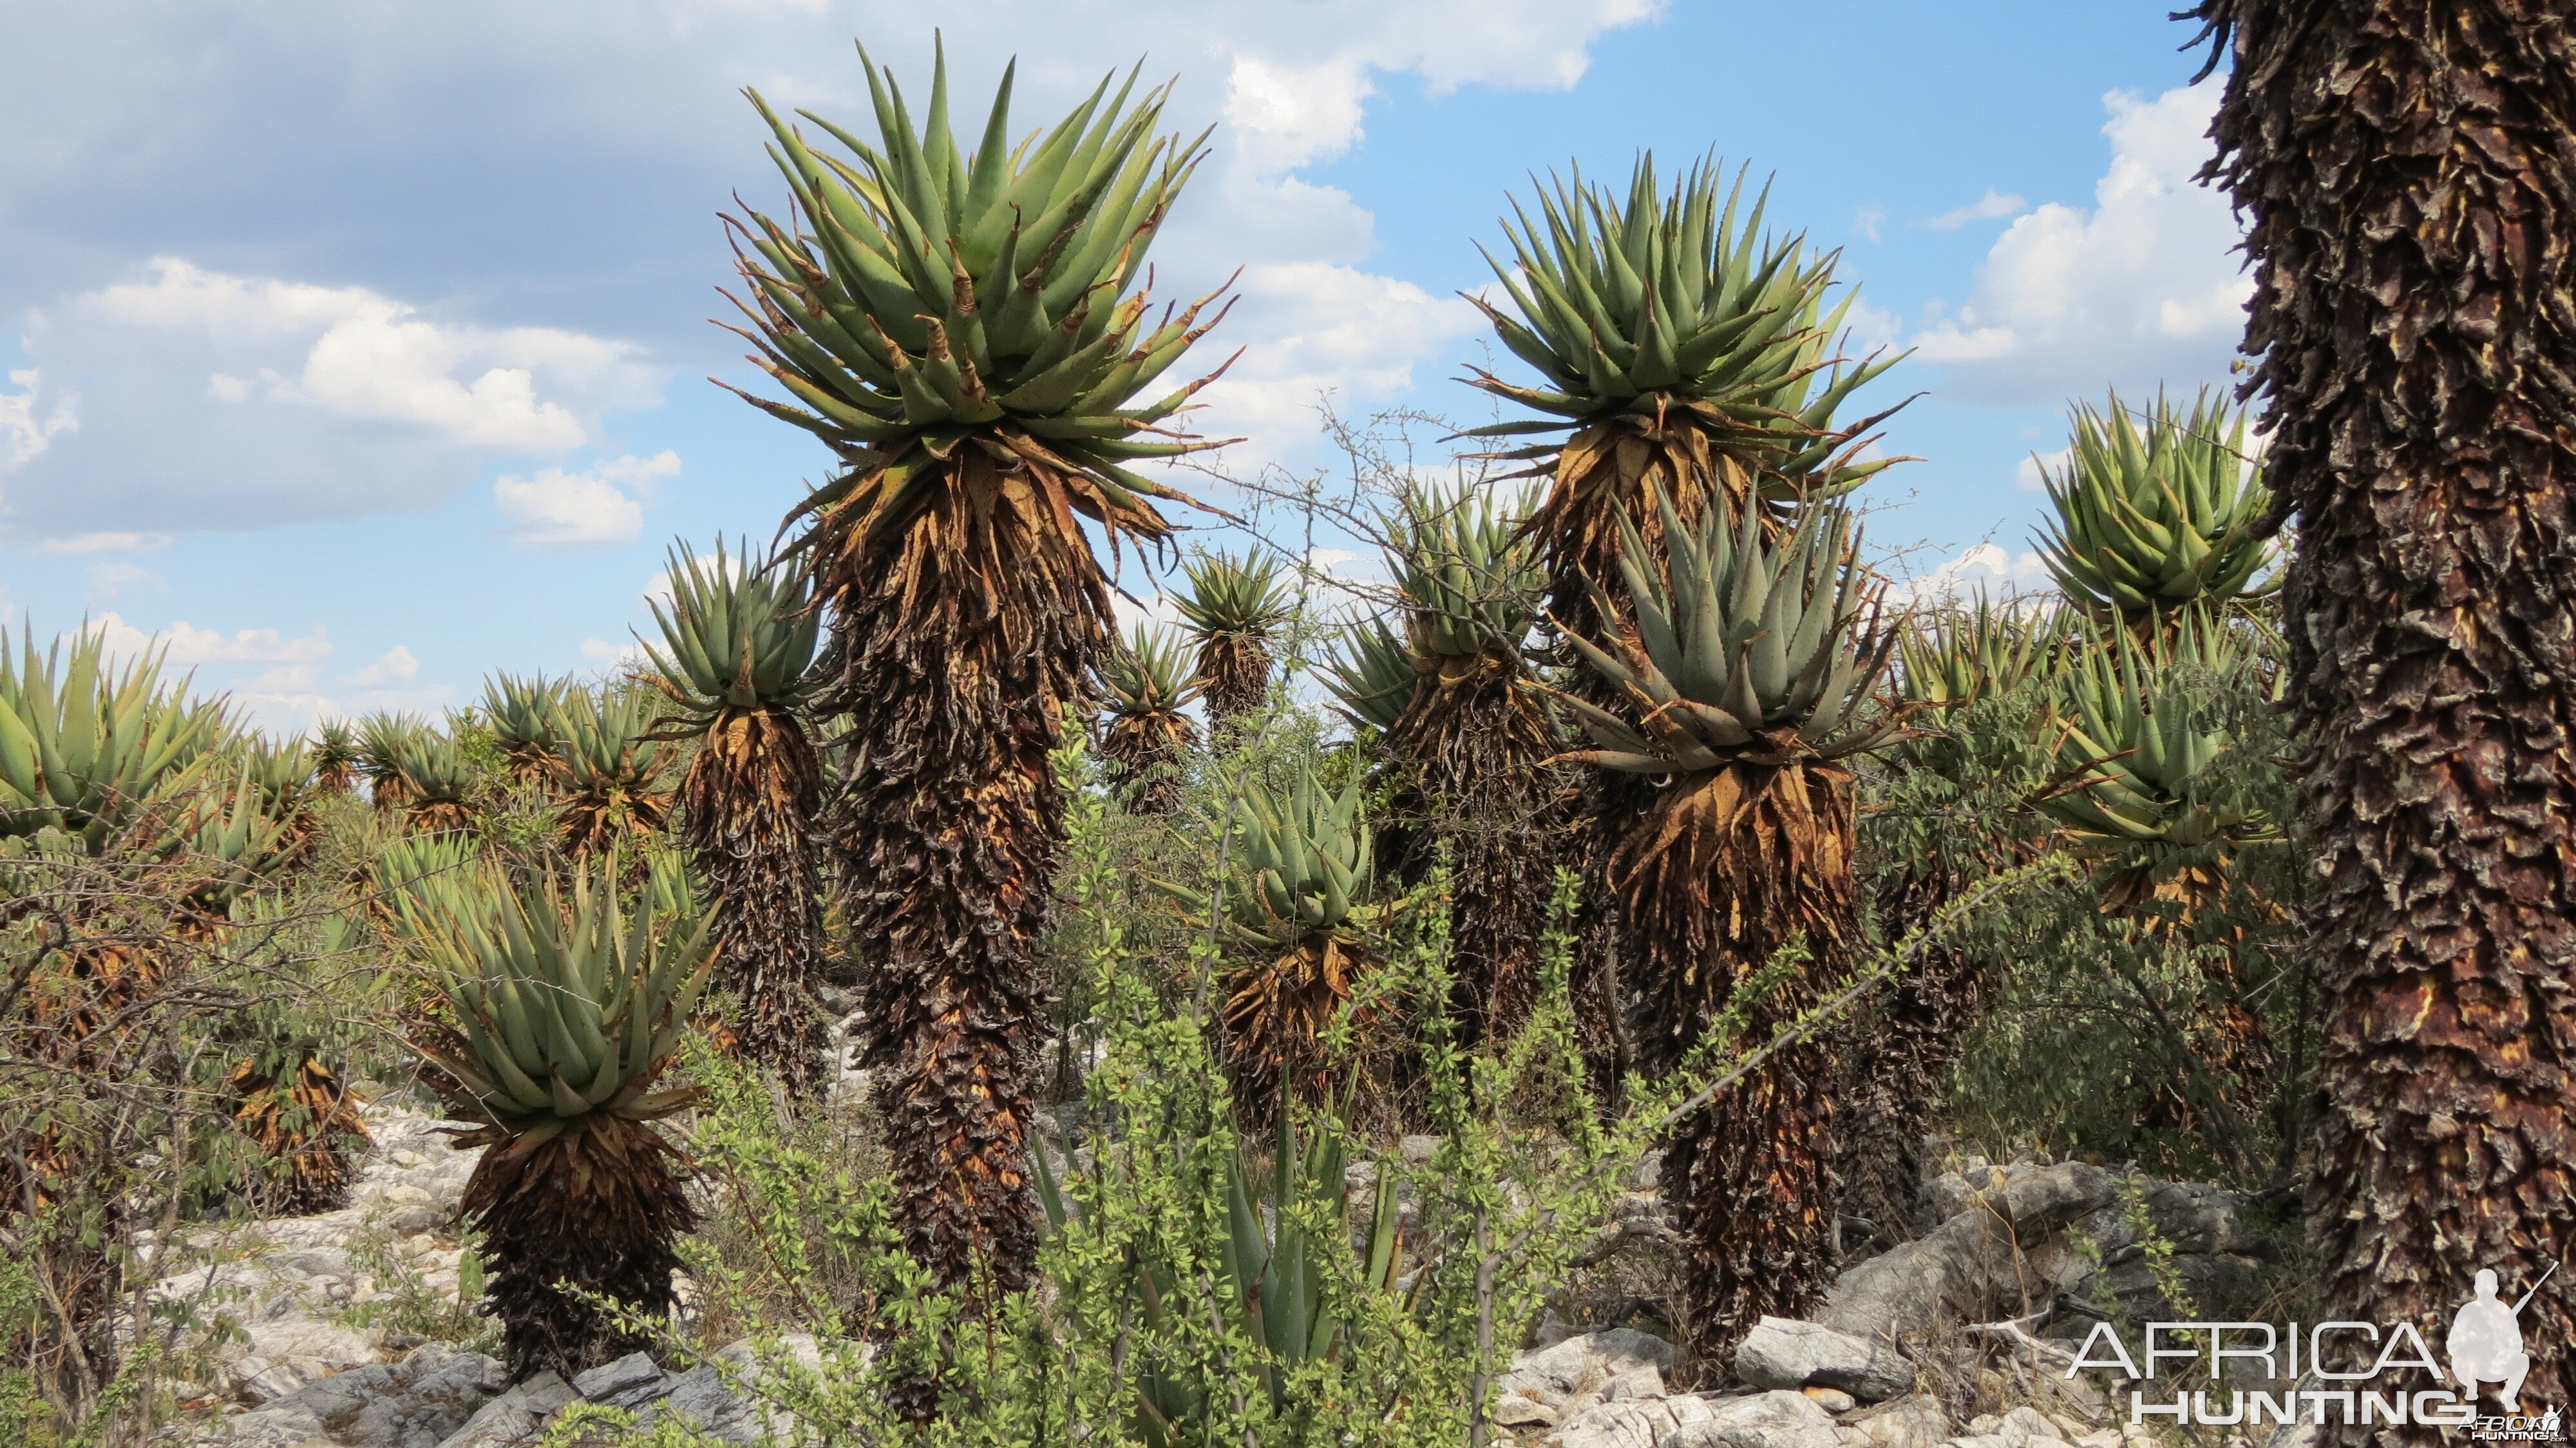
[1925,187,2028,229]
[86,612,336,667]
[494,450,680,548]
[1,260,660,541]
[1189,262,1484,462]
[1911,80,2250,405]
[2015,446,2074,493]
[350,645,421,685]
[40,530,173,554]
[0,368,75,476]
[85,562,162,607]
[1893,542,2052,605]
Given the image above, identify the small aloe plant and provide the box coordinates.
[1034,1094,1405,1445]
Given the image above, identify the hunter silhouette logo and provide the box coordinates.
[2453,1263,2553,1417]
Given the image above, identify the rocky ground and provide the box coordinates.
[159,1096,2293,1448]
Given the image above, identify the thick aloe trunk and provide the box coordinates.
[2192,1,2576,1432]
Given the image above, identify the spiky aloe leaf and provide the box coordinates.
[1463,153,1906,502]
[2036,611,2278,850]
[1319,618,1418,735]
[643,538,820,723]
[1897,595,2064,706]
[554,687,672,856]
[1556,491,1898,772]
[1173,551,1293,639]
[410,855,717,1125]
[1385,482,1546,661]
[728,42,1234,572]
[1099,625,1200,719]
[0,625,227,852]
[2032,389,2276,625]
[479,673,567,779]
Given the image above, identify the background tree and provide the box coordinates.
[722,44,1236,1346]
[310,721,359,798]
[1369,483,1562,1043]
[1095,626,1200,817]
[642,539,833,1102]
[354,713,422,815]
[1174,551,1293,732]
[553,687,672,857]
[480,673,568,792]
[1161,759,1388,1123]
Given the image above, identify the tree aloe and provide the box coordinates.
[1372,483,1561,1042]
[2032,390,2274,632]
[1174,551,1293,731]
[410,856,715,1378]
[642,538,832,1101]
[1165,761,1386,1120]
[554,687,671,857]
[724,43,1235,1324]
[1096,625,1200,817]
[1553,491,1895,1360]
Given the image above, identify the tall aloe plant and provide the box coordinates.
[1554,490,1895,1360]
[0,627,231,1416]
[0,629,226,852]
[2038,612,2278,913]
[1468,156,1908,1105]
[1467,155,1904,654]
[1173,551,1293,731]
[642,538,832,1101]
[480,672,569,790]
[554,687,671,857]
[355,713,426,815]
[725,43,1235,1324]
[1096,626,1200,817]
[311,721,361,798]
[2034,611,2284,1141]
[1372,483,1561,1042]
[391,730,478,835]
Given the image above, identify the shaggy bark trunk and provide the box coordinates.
[463,1116,694,1382]
[1834,868,1991,1255]
[1618,761,1855,1372]
[1197,634,1272,734]
[682,707,831,1104]
[1384,651,1567,1044]
[821,455,1095,1337]
[2192,3,2576,1433]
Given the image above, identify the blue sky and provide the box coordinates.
[0,2,2248,730]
